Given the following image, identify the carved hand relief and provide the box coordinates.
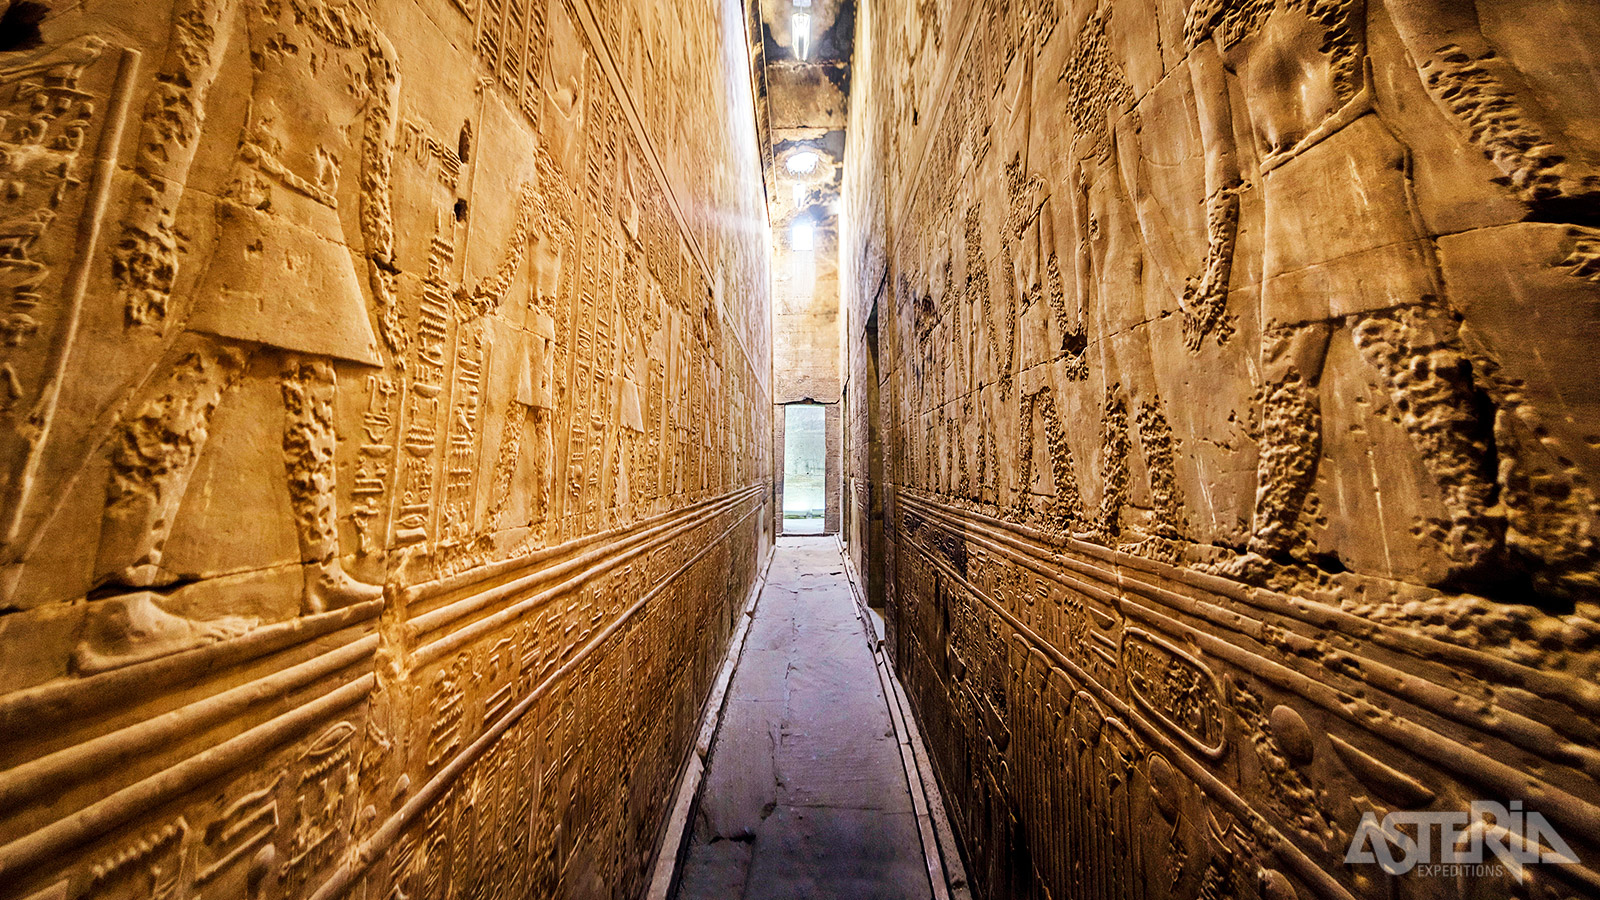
[845,0,1600,898]
[0,0,772,896]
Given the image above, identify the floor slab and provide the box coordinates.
[676,537,933,900]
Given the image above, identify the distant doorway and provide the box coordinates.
[783,404,826,534]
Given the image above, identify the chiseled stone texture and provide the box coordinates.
[0,0,772,896]
[840,0,1600,899]
[678,538,931,900]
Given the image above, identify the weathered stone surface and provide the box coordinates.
[0,0,772,896]
[840,0,1600,898]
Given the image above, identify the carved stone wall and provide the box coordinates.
[0,0,772,895]
[841,0,1600,898]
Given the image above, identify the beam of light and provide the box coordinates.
[792,13,811,60]
[786,151,819,173]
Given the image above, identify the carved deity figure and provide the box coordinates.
[84,0,400,670]
[465,144,572,545]
[1001,54,1079,392]
[1049,5,1189,548]
[1184,0,1501,581]
[487,245,560,540]
[610,273,647,516]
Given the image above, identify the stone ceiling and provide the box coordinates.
[747,0,855,243]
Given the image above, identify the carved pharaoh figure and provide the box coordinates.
[84,0,400,670]
[1184,0,1502,582]
[487,246,560,541]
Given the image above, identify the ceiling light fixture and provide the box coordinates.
[786,151,819,174]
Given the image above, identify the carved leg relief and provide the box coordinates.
[1470,342,1600,595]
[84,337,256,673]
[987,428,999,502]
[1136,397,1188,541]
[1249,366,1322,561]
[280,355,380,613]
[97,339,250,588]
[952,412,970,498]
[486,403,529,531]
[1034,387,1086,533]
[975,208,1014,398]
[1350,309,1502,576]
[1014,392,1038,519]
[975,424,988,498]
[534,408,553,537]
[1093,386,1131,543]
[1493,405,1600,596]
[1044,252,1086,380]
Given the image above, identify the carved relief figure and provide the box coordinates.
[1055,4,1186,548]
[466,146,572,545]
[1387,0,1599,212]
[85,0,400,670]
[1000,52,1079,390]
[1385,0,1600,595]
[1184,0,1500,581]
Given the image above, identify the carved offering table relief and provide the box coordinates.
[0,0,772,897]
[840,0,1600,899]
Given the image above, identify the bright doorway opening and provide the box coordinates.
[783,404,826,534]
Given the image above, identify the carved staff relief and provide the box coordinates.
[0,0,772,896]
[841,0,1600,899]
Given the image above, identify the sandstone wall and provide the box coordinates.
[840,0,1600,897]
[0,0,772,895]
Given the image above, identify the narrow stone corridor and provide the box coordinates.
[676,538,934,899]
[5,1,1599,897]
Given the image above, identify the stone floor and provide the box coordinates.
[676,537,933,900]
